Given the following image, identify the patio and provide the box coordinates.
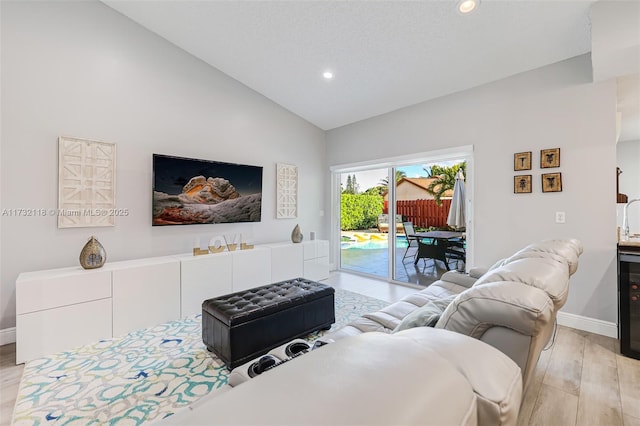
[340,235,453,287]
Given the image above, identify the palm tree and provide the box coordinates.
[424,162,466,205]
[378,170,407,187]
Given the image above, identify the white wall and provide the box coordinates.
[0,1,326,330]
[327,55,619,323]
[616,139,640,233]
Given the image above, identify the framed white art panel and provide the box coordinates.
[58,136,116,228]
[276,163,298,219]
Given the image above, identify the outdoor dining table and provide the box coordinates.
[409,231,465,270]
[411,231,464,241]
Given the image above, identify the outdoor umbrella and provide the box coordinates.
[446,170,466,229]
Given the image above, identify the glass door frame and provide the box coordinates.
[330,145,474,285]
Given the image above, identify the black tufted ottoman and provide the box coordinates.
[202,278,335,369]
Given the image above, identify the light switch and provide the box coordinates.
[555,211,566,224]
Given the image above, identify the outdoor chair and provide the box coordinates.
[401,222,419,262]
[414,239,447,270]
[414,238,460,271]
[446,238,466,270]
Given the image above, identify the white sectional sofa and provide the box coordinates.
[322,238,583,389]
[163,239,583,426]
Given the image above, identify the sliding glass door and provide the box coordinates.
[339,168,389,279]
[333,148,473,287]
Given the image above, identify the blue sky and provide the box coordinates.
[341,160,463,192]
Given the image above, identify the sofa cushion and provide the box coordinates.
[436,281,554,339]
[393,295,456,332]
[320,316,393,342]
[363,311,403,330]
[473,257,570,309]
[503,239,583,275]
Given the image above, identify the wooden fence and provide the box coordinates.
[384,199,451,228]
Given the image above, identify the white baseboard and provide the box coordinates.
[557,311,618,339]
[0,327,16,346]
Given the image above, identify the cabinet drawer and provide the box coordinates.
[16,269,111,314]
[16,298,112,364]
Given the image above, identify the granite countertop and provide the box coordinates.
[619,240,640,248]
[617,229,640,248]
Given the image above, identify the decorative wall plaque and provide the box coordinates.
[514,152,532,171]
[541,172,562,193]
[540,148,560,168]
[276,163,298,219]
[514,175,532,194]
[58,136,116,228]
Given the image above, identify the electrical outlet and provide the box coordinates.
[555,211,566,224]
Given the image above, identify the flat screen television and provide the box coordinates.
[152,154,263,226]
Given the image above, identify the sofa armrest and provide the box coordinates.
[435,281,554,388]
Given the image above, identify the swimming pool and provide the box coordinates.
[341,236,408,250]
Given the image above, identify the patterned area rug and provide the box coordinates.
[12,288,388,425]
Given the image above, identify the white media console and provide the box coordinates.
[15,240,329,364]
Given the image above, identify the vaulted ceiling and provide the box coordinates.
[103,1,635,135]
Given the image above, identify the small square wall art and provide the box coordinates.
[514,151,532,171]
[514,175,532,193]
[540,148,560,168]
[541,172,562,193]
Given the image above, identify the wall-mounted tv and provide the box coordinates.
[153,154,263,226]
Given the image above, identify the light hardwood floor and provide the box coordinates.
[1,271,639,425]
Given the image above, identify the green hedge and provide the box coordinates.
[341,194,383,231]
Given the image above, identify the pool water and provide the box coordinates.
[341,236,408,250]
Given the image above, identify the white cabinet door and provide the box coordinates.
[302,240,329,281]
[269,243,304,282]
[303,258,330,281]
[16,298,112,364]
[112,260,180,337]
[180,253,233,317]
[232,247,272,292]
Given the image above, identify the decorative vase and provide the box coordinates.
[79,236,107,269]
[291,224,303,243]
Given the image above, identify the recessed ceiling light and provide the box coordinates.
[323,71,334,80]
[457,0,479,14]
